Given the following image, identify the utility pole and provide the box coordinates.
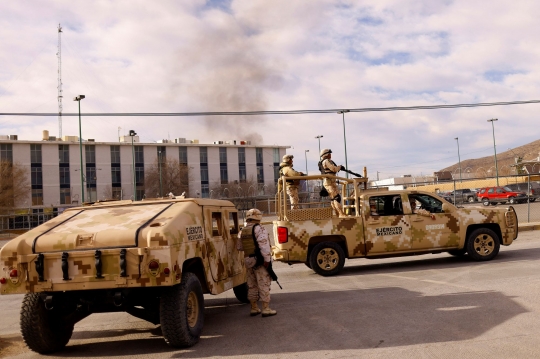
[57,24,63,139]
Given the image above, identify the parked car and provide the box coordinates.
[446,189,478,204]
[477,186,528,206]
[505,182,540,202]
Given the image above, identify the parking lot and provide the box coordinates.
[2,230,540,358]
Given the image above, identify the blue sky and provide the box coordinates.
[1,0,540,179]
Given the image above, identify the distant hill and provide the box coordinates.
[439,139,540,177]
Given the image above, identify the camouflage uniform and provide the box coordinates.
[319,149,345,216]
[279,157,304,210]
[237,209,276,317]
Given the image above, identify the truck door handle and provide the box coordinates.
[412,218,424,222]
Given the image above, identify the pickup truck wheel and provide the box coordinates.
[531,198,536,202]
[448,248,467,256]
[20,293,74,354]
[468,197,475,203]
[160,272,204,348]
[508,197,516,204]
[233,283,250,304]
[309,242,345,276]
[466,228,500,261]
[482,198,490,206]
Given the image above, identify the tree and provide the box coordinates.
[144,158,191,198]
[0,160,30,213]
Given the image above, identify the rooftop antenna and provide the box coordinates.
[57,23,63,139]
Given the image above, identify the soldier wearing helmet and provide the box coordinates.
[236,209,277,317]
[318,148,346,217]
[278,154,305,210]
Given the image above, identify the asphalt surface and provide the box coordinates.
[2,229,540,358]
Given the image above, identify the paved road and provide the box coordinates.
[3,231,540,358]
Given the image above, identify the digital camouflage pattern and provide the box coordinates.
[0,198,246,296]
[273,190,518,263]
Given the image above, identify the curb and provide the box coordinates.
[518,224,540,232]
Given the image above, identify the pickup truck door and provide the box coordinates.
[224,210,243,276]
[364,194,412,255]
[406,194,457,250]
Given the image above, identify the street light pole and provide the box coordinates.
[158,150,163,197]
[315,135,323,154]
[304,149,309,174]
[73,95,85,203]
[337,110,350,178]
[487,119,499,186]
[129,130,137,200]
[454,137,462,183]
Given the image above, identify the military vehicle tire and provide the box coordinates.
[160,272,204,348]
[466,228,500,261]
[309,241,345,276]
[20,293,74,354]
[233,283,250,304]
[448,248,467,256]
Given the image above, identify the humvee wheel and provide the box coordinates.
[20,293,74,354]
[233,283,250,304]
[466,228,500,261]
[160,272,204,348]
[309,242,345,276]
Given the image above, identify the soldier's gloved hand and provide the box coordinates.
[263,261,270,268]
[340,165,346,171]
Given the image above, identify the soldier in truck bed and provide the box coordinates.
[319,148,345,217]
[278,154,305,210]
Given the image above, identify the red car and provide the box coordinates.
[477,186,527,206]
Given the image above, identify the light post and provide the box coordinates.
[454,137,462,183]
[73,95,85,203]
[337,110,350,178]
[158,150,163,197]
[304,149,309,174]
[315,135,323,154]
[129,130,137,200]
[487,119,499,186]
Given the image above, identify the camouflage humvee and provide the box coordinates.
[0,198,248,353]
[273,174,518,276]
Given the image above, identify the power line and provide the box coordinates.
[2,99,540,117]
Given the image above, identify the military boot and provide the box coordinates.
[334,202,346,217]
[261,302,277,317]
[250,301,261,316]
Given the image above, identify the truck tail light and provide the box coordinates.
[277,227,288,244]
[0,278,6,284]
[9,269,18,278]
[148,260,160,270]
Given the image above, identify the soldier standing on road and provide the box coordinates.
[278,154,305,210]
[237,209,277,317]
[319,148,346,217]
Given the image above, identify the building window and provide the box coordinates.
[32,189,43,206]
[85,145,96,164]
[59,145,69,164]
[59,167,70,185]
[219,147,227,164]
[135,167,144,186]
[179,147,188,165]
[256,148,263,165]
[220,165,228,184]
[31,144,42,164]
[199,147,208,164]
[60,188,71,204]
[200,166,209,182]
[31,167,43,186]
[257,165,264,184]
[0,144,13,162]
[111,167,121,186]
[273,148,280,163]
[135,146,144,164]
[87,188,97,202]
[110,145,120,163]
[157,146,166,163]
[112,188,122,200]
[201,184,209,198]
[238,147,245,164]
[86,167,96,186]
[239,166,246,183]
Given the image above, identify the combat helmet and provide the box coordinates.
[320,148,332,159]
[282,154,294,162]
[246,208,263,222]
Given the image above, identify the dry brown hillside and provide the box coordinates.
[440,139,540,177]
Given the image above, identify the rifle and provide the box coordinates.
[265,262,283,289]
[342,168,363,178]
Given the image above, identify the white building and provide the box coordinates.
[0,132,289,210]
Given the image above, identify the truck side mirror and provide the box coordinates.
[442,203,451,213]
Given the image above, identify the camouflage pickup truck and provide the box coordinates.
[273,174,518,276]
[0,198,248,353]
